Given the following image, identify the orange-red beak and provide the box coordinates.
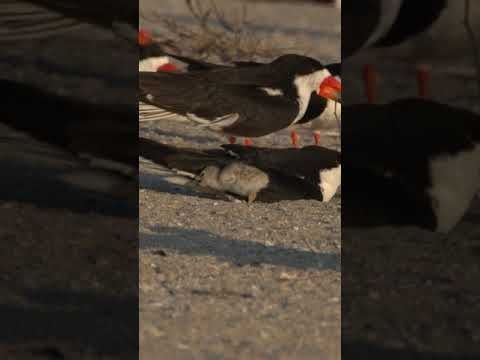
[138,29,152,46]
[318,76,341,102]
[157,63,178,72]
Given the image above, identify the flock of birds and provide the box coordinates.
[1,0,479,233]
[138,31,343,204]
[138,0,480,234]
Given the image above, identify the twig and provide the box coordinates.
[464,0,480,100]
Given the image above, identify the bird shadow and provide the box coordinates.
[140,226,340,272]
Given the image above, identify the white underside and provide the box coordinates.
[139,56,191,72]
[428,144,480,233]
[293,69,331,125]
[319,164,341,202]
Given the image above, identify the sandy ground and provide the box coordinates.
[139,1,341,359]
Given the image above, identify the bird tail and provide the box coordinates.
[0,1,136,42]
[138,102,188,123]
[0,1,87,41]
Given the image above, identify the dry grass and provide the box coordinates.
[140,0,300,62]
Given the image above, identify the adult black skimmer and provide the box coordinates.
[139,54,341,141]
[0,0,137,41]
[140,137,341,203]
[3,79,137,176]
[343,98,480,233]
[138,31,220,73]
[138,34,341,145]
[343,0,447,58]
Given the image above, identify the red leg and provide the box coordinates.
[243,138,253,146]
[313,130,321,145]
[416,63,431,98]
[363,64,377,104]
[290,130,300,147]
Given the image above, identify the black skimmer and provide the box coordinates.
[138,31,221,73]
[343,0,447,103]
[2,79,137,179]
[0,0,137,41]
[343,0,447,58]
[140,137,341,203]
[343,98,480,233]
[139,54,341,141]
[138,34,341,145]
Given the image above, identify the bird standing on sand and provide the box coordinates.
[138,34,341,145]
[197,162,270,204]
[139,54,341,138]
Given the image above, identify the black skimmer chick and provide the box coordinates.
[343,98,480,233]
[223,143,342,203]
[140,137,341,203]
[139,54,341,139]
[197,162,269,204]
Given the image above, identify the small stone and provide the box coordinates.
[279,272,297,281]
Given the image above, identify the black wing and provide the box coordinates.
[222,144,340,183]
[140,138,324,202]
[0,0,136,41]
[139,71,298,137]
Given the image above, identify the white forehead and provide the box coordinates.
[139,56,170,72]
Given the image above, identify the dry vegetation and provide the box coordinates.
[139,0,301,62]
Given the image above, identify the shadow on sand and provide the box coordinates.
[140,226,340,272]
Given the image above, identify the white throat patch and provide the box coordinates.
[428,144,480,233]
[293,69,331,125]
